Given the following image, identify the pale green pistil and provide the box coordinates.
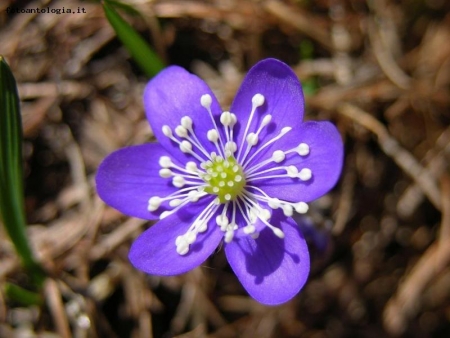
[201,156,246,203]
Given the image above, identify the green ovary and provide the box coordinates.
[202,156,246,203]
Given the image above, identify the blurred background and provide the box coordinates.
[0,0,449,337]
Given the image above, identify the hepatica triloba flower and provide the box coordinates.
[96,59,343,305]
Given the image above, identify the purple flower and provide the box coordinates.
[96,59,343,305]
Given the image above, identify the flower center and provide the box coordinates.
[201,156,246,203]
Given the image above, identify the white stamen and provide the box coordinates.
[286,165,299,178]
[186,161,198,172]
[294,202,309,213]
[224,229,234,243]
[282,204,293,216]
[175,125,188,138]
[273,228,285,239]
[159,168,172,178]
[173,176,185,187]
[272,150,285,163]
[298,168,312,181]
[261,114,272,127]
[200,94,212,108]
[224,193,231,201]
[180,140,192,153]
[159,156,172,168]
[243,225,256,234]
[246,133,258,146]
[185,232,197,244]
[148,197,161,211]
[297,143,310,156]
[225,141,237,153]
[220,111,233,126]
[268,198,281,209]
[181,116,193,129]
[207,129,219,142]
[169,199,183,207]
[252,93,265,107]
[162,125,172,137]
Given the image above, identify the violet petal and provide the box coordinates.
[129,196,222,275]
[251,121,343,202]
[225,211,310,305]
[96,143,177,220]
[143,66,223,162]
[231,59,305,159]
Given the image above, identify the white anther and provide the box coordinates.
[225,141,237,153]
[232,165,239,172]
[259,208,271,221]
[280,127,292,135]
[181,116,193,129]
[220,111,233,126]
[173,176,185,188]
[219,181,225,187]
[272,150,285,163]
[273,228,285,239]
[235,175,242,182]
[176,241,189,255]
[220,172,227,179]
[188,190,201,202]
[185,232,197,244]
[213,187,219,193]
[251,232,260,239]
[225,230,234,243]
[216,214,229,227]
[286,165,299,178]
[297,143,310,156]
[268,198,281,209]
[148,196,161,211]
[294,202,309,214]
[160,210,171,219]
[179,140,192,153]
[230,113,237,126]
[224,194,231,201]
[207,129,219,142]
[200,94,212,108]
[197,222,207,233]
[169,199,183,207]
[159,168,172,178]
[227,181,234,187]
[252,93,265,107]
[243,225,256,234]
[261,114,272,127]
[162,125,172,137]
[282,204,293,217]
[175,125,188,137]
[159,156,172,168]
[186,161,198,172]
[298,168,312,181]
[246,133,258,146]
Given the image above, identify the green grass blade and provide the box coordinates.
[0,56,45,287]
[103,1,165,77]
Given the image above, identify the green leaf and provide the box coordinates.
[103,1,165,77]
[4,283,43,306]
[0,56,45,287]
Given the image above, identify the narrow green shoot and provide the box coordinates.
[102,1,165,77]
[0,56,45,287]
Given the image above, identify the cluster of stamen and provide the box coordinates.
[148,92,313,255]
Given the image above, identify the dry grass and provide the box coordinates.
[1,0,450,337]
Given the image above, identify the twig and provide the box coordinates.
[383,174,450,335]
[337,103,441,211]
[45,278,71,338]
[263,0,332,50]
